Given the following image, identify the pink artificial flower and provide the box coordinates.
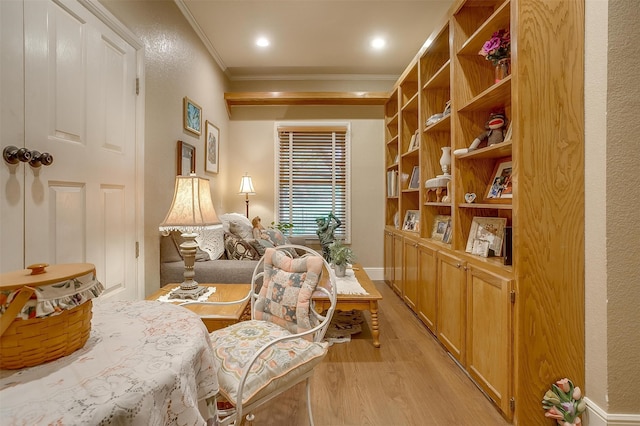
[545,407,565,420]
[573,386,582,400]
[482,37,501,55]
[557,378,571,393]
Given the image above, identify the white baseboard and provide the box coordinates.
[585,398,640,426]
[362,266,384,281]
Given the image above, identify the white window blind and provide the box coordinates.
[275,124,350,242]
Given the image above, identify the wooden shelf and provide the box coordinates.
[224,91,389,109]
[458,202,512,210]
[456,140,512,159]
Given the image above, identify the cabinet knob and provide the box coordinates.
[456,263,462,268]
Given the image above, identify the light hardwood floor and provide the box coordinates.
[246,280,510,425]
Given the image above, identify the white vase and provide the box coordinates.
[334,263,347,277]
[439,146,452,176]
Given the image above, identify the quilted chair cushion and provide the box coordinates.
[254,248,323,334]
[209,320,328,405]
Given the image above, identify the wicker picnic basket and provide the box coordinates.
[0,263,103,370]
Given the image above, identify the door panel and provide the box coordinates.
[2,0,139,301]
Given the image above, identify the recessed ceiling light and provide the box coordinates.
[256,37,270,47]
[371,37,386,50]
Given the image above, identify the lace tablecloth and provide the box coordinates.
[0,299,218,425]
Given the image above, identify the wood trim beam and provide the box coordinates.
[224,91,389,109]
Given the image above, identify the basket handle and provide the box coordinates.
[0,286,35,337]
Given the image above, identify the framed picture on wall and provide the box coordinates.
[183,97,202,136]
[177,140,196,176]
[204,121,219,174]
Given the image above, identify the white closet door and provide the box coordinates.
[1,0,140,301]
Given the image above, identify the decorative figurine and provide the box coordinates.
[454,112,507,155]
[251,216,269,240]
[316,212,342,261]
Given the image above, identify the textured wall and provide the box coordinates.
[606,0,640,414]
[99,0,230,296]
[584,0,609,411]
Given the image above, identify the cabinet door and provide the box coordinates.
[417,243,437,333]
[437,250,466,363]
[383,230,394,285]
[402,236,419,311]
[466,265,513,418]
[392,233,403,296]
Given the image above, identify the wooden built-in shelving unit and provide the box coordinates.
[383,0,585,423]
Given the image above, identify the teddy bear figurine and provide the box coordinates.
[454,112,507,155]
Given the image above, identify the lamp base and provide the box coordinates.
[168,285,208,300]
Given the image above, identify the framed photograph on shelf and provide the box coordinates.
[408,166,420,189]
[407,130,420,151]
[484,157,513,202]
[176,141,196,176]
[503,122,513,142]
[204,121,219,174]
[183,97,202,135]
[465,216,507,257]
[402,210,420,232]
[431,215,451,242]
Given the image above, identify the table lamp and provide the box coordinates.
[238,172,256,218]
[159,175,221,299]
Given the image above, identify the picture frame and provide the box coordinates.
[408,166,420,189]
[431,215,451,242]
[408,130,420,151]
[503,121,513,142]
[402,210,420,232]
[183,96,202,136]
[177,140,196,176]
[465,216,507,257]
[204,121,219,174]
[484,157,513,203]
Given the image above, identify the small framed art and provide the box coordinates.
[183,97,202,136]
[431,215,451,242]
[402,210,420,232]
[204,121,219,174]
[465,216,507,257]
[484,157,513,202]
[408,166,420,189]
[177,140,196,176]
[408,130,420,151]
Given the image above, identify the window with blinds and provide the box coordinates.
[275,123,350,242]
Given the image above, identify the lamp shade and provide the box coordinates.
[159,175,221,232]
[238,174,256,195]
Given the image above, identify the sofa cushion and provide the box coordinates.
[220,213,253,241]
[224,232,261,261]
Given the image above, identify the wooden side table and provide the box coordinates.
[314,264,383,348]
[146,283,251,332]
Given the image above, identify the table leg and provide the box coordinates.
[370,302,380,348]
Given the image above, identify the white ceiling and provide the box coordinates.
[177,0,454,81]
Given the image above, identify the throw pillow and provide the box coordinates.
[264,228,287,246]
[220,213,253,240]
[254,248,323,335]
[223,232,260,260]
[263,228,298,258]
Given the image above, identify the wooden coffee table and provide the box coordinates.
[146,283,251,332]
[314,265,383,348]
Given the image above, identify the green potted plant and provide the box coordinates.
[328,240,355,277]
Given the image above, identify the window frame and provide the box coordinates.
[273,121,351,244]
